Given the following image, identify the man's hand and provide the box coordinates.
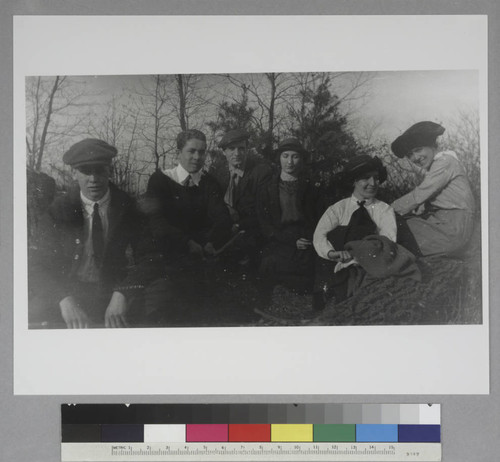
[60,296,90,329]
[296,238,312,250]
[327,250,352,262]
[187,239,205,258]
[104,291,129,328]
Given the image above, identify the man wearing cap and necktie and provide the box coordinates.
[211,128,272,267]
[29,138,142,328]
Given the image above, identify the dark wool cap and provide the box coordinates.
[275,137,308,157]
[342,155,387,184]
[63,138,117,167]
[391,121,445,158]
[219,128,250,149]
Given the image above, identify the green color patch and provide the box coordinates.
[313,424,356,442]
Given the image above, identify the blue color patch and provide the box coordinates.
[398,425,441,442]
[356,424,398,442]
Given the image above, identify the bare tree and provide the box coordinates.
[87,95,146,194]
[25,76,87,172]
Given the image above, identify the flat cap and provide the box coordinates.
[63,138,117,167]
[275,137,308,157]
[391,121,445,158]
[342,155,387,184]
[219,128,250,149]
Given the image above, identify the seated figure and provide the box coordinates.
[390,121,475,256]
[28,139,144,328]
[257,138,325,294]
[313,155,405,307]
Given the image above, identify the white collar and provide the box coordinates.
[80,188,110,210]
[229,165,245,178]
[175,163,202,186]
[351,194,375,206]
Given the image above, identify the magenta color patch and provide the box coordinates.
[186,424,228,442]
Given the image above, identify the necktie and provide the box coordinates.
[92,202,104,266]
[183,175,196,188]
[345,200,377,242]
[327,200,378,250]
[224,172,238,207]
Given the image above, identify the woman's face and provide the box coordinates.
[178,138,207,173]
[353,170,380,200]
[280,150,303,176]
[408,145,436,170]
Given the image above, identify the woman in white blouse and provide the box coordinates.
[313,155,397,307]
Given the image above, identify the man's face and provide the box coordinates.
[353,170,380,200]
[73,164,110,201]
[178,138,207,173]
[224,140,247,169]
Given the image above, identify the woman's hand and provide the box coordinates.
[296,238,312,250]
[327,250,352,262]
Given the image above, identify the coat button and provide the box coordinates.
[74,254,79,260]
[75,239,81,244]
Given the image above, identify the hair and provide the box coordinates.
[176,129,207,150]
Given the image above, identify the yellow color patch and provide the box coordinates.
[271,424,313,442]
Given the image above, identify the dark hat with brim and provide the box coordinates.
[275,137,308,158]
[63,138,117,168]
[219,128,250,150]
[391,121,445,158]
[342,155,387,184]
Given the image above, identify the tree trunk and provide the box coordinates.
[35,76,60,171]
[177,75,188,131]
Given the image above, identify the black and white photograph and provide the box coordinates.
[13,15,489,396]
[25,70,483,329]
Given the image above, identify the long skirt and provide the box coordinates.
[406,209,474,256]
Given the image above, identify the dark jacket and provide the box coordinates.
[257,175,326,246]
[210,156,273,232]
[28,183,143,305]
[144,170,232,255]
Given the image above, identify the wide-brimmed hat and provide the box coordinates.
[63,138,117,168]
[391,121,445,158]
[342,155,387,184]
[219,128,250,150]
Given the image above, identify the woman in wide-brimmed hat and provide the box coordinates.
[256,138,325,294]
[312,154,399,308]
[391,121,475,255]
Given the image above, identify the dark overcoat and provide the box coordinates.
[28,183,142,307]
[144,170,232,256]
[211,156,273,232]
[256,175,326,291]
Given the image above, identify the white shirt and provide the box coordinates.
[77,189,111,283]
[163,164,202,186]
[313,195,397,260]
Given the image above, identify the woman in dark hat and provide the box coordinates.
[312,155,398,305]
[256,138,325,294]
[391,121,475,255]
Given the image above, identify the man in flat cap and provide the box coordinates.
[210,128,272,268]
[29,138,144,328]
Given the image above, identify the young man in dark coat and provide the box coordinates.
[28,139,145,329]
[138,129,234,325]
[209,128,273,268]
